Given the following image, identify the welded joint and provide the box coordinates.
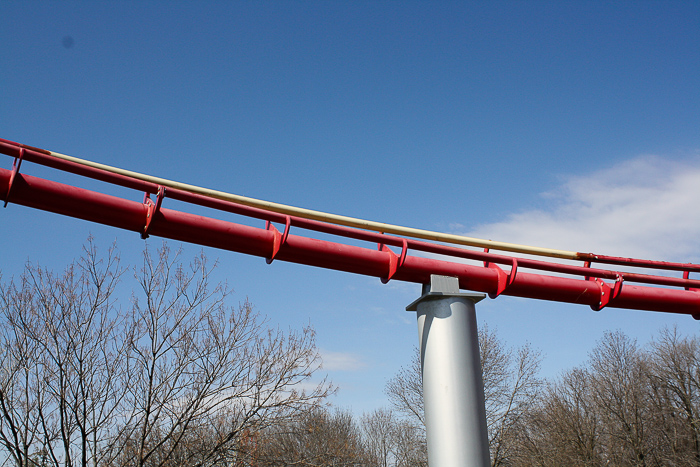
[3,147,24,208]
[682,271,699,292]
[590,274,623,311]
[266,215,291,264]
[487,258,518,299]
[141,185,166,239]
[379,238,408,284]
[483,248,518,298]
[680,271,700,320]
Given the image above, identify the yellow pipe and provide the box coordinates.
[47,149,579,260]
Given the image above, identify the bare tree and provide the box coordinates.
[111,244,333,467]
[481,328,541,467]
[361,408,395,467]
[647,326,700,466]
[0,239,127,467]
[588,331,655,467]
[514,368,603,467]
[0,275,46,467]
[513,331,659,467]
[385,354,424,428]
[0,240,332,467]
[255,407,370,466]
[389,417,427,467]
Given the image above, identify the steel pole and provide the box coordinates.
[407,275,490,467]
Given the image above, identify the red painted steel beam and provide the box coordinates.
[2,167,699,316]
[5,137,700,275]
[4,137,700,278]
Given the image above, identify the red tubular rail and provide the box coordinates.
[1,139,700,316]
[1,168,699,316]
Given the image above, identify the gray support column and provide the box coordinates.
[406,275,490,467]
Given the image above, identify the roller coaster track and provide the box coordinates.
[2,137,699,316]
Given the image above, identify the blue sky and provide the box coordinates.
[2,1,700,414]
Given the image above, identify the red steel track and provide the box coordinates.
[2,138,699,316]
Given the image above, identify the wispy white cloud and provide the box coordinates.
[320,350,366,371]
[461,155,700,263]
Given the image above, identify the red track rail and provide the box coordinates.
[2,139,699,316]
